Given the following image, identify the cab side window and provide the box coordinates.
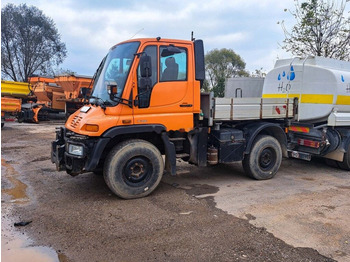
[160,47,187,82]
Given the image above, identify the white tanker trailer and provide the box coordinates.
[263,56,350,170]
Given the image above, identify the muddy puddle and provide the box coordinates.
[2,214,60,262]
[2,159,29,204]
[1,158,61,262]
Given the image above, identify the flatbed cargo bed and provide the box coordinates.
[213,97,297,121]
[201,93,297,124]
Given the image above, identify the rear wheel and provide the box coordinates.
[242,135,282,180]
[104,139,164,199]
[337,144,350,171]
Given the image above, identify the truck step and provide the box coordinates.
[176,153,189,158]
[169,137,186,141]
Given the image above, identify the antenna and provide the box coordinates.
[130,28,144,39]
[191,31,195,41]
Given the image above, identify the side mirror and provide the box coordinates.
[136,78,152,108]
[194,40,205,81]
[107,84,118,98]
[140,55,152,77]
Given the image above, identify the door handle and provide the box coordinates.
[180,104,193,108]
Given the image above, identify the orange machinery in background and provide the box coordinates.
[18,76,65,123]
[30,76,66,110]
[1,97,21,128]
[1,80,30,127]
[19,75,93,123]
[54,75,93,115]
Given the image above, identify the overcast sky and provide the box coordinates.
[1,0,328,76]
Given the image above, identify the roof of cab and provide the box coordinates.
[111,37,194,49]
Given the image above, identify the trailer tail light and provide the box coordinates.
[289,126,310,133]
[297,139,320,148]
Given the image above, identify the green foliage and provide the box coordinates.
[1,4,67,81]
[280,0,350,60]
[205,48,249,97]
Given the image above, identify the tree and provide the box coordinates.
[53,68,76,76]
[280,0,350,61]
[1,4,67,82]
[250,68,267,78]
[205,48,248,97]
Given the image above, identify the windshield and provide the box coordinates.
[91,41,140,105]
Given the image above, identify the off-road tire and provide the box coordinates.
[104,139,164,199]
[242,135,282,180]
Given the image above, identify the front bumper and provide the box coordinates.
[51,127,109,176]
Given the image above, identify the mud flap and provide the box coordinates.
[161,133,177,176]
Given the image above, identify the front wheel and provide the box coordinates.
[242,135,282,180]
[104,139,164,199]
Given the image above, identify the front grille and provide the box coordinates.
[66,131,88,140]
[70,116,82,128]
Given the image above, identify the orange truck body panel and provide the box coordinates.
[65,38,201,136]
[31,81,66,110]
[29,76,56,84]
[1,97,21,113]
[51,91,66,110]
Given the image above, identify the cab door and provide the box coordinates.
[133,42,194,131]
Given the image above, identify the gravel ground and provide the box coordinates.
[1,121,336,262]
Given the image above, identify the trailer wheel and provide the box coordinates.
[104,139,164,199]
[337,144,350,171]
[242,135,282,180]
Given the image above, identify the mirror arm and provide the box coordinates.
[134,51,145,58]
[110,95,133,108]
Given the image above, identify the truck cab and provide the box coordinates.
[52,38,210,198]
[63,38,204,136]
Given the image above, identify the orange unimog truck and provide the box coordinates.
[51,37,349,199]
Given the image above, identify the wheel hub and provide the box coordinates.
[259,148,275,170]
[129,163,144,178]
[123,156,152,186]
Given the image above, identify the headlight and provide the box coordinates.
[68,144,84,156]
